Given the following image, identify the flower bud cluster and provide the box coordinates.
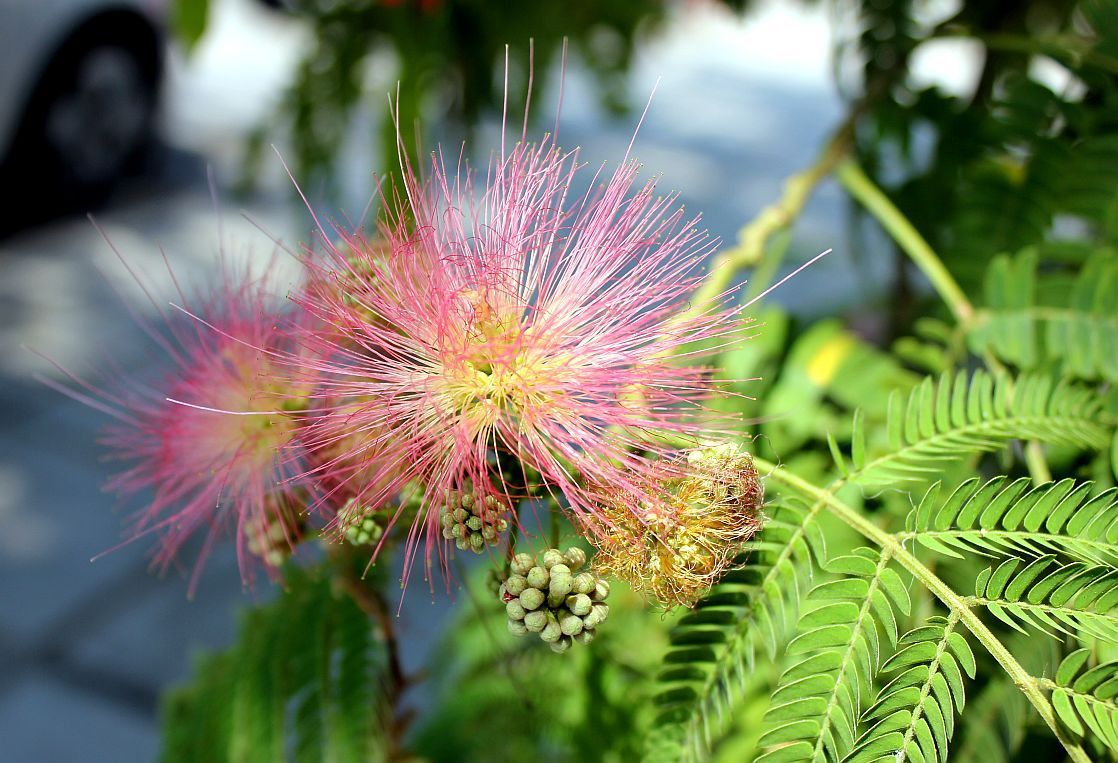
[500,547,610,654]
[440,490,509,553]
[338,498,386,547]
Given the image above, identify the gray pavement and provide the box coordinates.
[0,1,859,760]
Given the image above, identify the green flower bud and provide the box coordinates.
[565,593,592,616]
[549,636,572,654]
[440,511,454,529]
[482,525,497,541]
[549,571,573,599]
[455,538,469,550]
[519,587,545,611]
[510,553,534,576]
[507,619,528,636]
[469,534,485,551]
[450,524,464,538]
[540,614,563,643]
[563,547,587,570]
[505,575,528,596]
[523,610,547,632]
[574,628,596,645]
[453,508,469,523]
[461,493,475,508]
[526,566,549,589]
[549,563,571,579]
[560,612,584,636]
[506,600,526,620]
[541,549,565,569]
[466,516,482,531]
[592,603,610,624]
[592,580,610,601]
[442,527,455,540]
[572,573,595,595]
[497,518,509,532]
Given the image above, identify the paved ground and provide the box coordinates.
[0,1,857,759]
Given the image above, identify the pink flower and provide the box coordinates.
[293,138,746,578]
[47,262,310,592]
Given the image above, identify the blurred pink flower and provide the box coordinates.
[47,262,309,592]
[293,138,746,578]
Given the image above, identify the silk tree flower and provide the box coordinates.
[588,443,764,608]
[292,137,749,576]
[44,262,310,592]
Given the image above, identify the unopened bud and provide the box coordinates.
[511,553,534,576]
[541,549,565,569]
[519,587,545,611]
[563,547,587,570]
[549,636,573,654]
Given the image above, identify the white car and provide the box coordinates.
[0,0,166,218]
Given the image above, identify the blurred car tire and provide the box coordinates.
[1,11,162,213]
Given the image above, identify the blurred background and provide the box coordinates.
[0,0,1088,758]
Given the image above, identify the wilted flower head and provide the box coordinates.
[52,262,309,591]
[590,443,764,608]
[294,137,748,576]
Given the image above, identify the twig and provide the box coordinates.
[336,560,414,758]
[676,124,855,331]
[834,160,975,325]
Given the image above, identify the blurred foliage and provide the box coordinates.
[161,564,389,763]
[160,1,1118,762]
[173,0,703,193]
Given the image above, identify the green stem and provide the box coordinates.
[835,161,975,326]
[673,128,852,333]
[750,456,1091,763]
[1025,440,1053,485]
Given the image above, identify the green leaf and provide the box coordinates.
[845,371,1112,489]
[648,499,824,761]
[171,0,210,53]
[851,618,971,763]
[159,567,388,763]
[1044,651,1118,751]
[903,477,1118,568]
[970,249,1118,382]
[757,549,907,762]
[973,557,1118,644]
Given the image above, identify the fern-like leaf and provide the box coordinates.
[969,250,1118,381]
[952,634,1058,763]
[901,477,1118,567]
[648,499,826,762]
[160,567,388,763]
[971,556,1118,644]
[756,548,911,763]
[1043,648,1118,753]
[841,370,1111,488]
[846,616,976,763]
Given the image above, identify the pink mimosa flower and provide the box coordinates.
[293,137,750,580]
[45,261,310,592]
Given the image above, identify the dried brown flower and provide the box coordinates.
[588,444,764,608]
